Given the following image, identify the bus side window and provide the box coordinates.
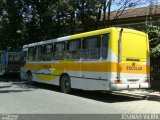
[35,46,43,61]
[53,42,65,60]
[43,44,53,61]
[28,47,35,62]
[66,40,81,59]
[81,36,100,59]
[101,34,109,59]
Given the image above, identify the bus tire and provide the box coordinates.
[26,71,33,84]
[60,74,71,93]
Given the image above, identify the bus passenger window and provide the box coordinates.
[35,46,43,61]
[101,34,109,59]
[81,36,100,59]
[66,40,80,59]
[53,42,65,60]
[28,47,35,61]
[43,44,53,61]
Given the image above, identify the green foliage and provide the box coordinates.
[146,18,160,58]
[0,0,146,50]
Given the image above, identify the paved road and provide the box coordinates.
[0,77,160,114]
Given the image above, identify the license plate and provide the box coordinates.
[127,79,138,84]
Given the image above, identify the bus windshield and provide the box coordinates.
[8,52,21,62]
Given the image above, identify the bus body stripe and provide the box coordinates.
[24,62,150,74]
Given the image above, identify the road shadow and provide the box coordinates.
[0,75,20,82]
[0,90,33,93]
[0,83,35,94]
[0,77,39,94]
[0,77,146,103]
[29,82,61,92]
[28,82,142,103]
[1,73,20,79]
[70,90,142,103]
[0,86,12,89]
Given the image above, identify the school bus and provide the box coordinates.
[20,27,150,93]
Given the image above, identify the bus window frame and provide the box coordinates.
[100,34,109,60]
[43,43,54,61]
[81,35,101,60]
[65,39,81,60]
[35,45,43,61]
[53,42,65,60]
[28,47,35,62]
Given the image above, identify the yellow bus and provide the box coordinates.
[20,27,150,93]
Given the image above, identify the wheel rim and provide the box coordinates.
[61,75,70,93]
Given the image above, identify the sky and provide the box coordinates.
[111,0,160,11]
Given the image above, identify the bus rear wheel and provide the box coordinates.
[60,74,71,93]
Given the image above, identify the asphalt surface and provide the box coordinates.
[0,76,160,115]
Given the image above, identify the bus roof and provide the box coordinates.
[23,27,146,48]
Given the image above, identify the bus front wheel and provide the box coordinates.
[60,74,71,93]
[26,71,33,84]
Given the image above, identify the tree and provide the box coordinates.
[145,0,160,59]
[147,22,160,58]
[0,0,154,50]
[0,0,23,50]
[75,0,147,31]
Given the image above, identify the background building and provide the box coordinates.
[108,4,160,31]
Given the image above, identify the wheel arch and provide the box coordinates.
[26,70,32,74]
[26,70,32,77]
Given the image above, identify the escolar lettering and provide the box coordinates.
[126,66,142,70]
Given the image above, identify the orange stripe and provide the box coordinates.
[24,62,150,74]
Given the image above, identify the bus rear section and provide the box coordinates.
[0,51,21,75]
[0,51,6,75]
[5,52,21,74]
[110,29,150,91]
